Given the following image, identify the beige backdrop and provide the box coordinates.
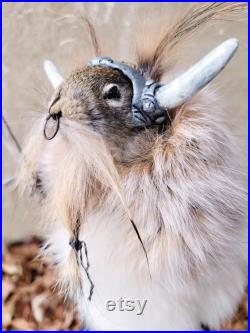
[2,2,248,240]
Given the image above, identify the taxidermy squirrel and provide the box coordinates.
[13,3,247,330]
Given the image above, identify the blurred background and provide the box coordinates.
[2,2,248,330]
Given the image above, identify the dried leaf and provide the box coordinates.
[2,279,15,301]
[2,262,22,276]
[2,303,14,327]
[11,318,35,330]
[31,293,47,322]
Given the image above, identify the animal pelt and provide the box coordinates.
[16,3,247,331]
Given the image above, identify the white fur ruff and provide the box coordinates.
[18,89,247,330]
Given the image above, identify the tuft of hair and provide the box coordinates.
[81,16,101,57]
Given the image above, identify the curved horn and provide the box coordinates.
[156,38,239,109]
[44,60,64,89]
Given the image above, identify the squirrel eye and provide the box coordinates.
[103,85,121,100]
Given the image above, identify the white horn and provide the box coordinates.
[44,60,64,89]
[156,38,239,109]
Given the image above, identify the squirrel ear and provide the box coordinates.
[44,60,64,89]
